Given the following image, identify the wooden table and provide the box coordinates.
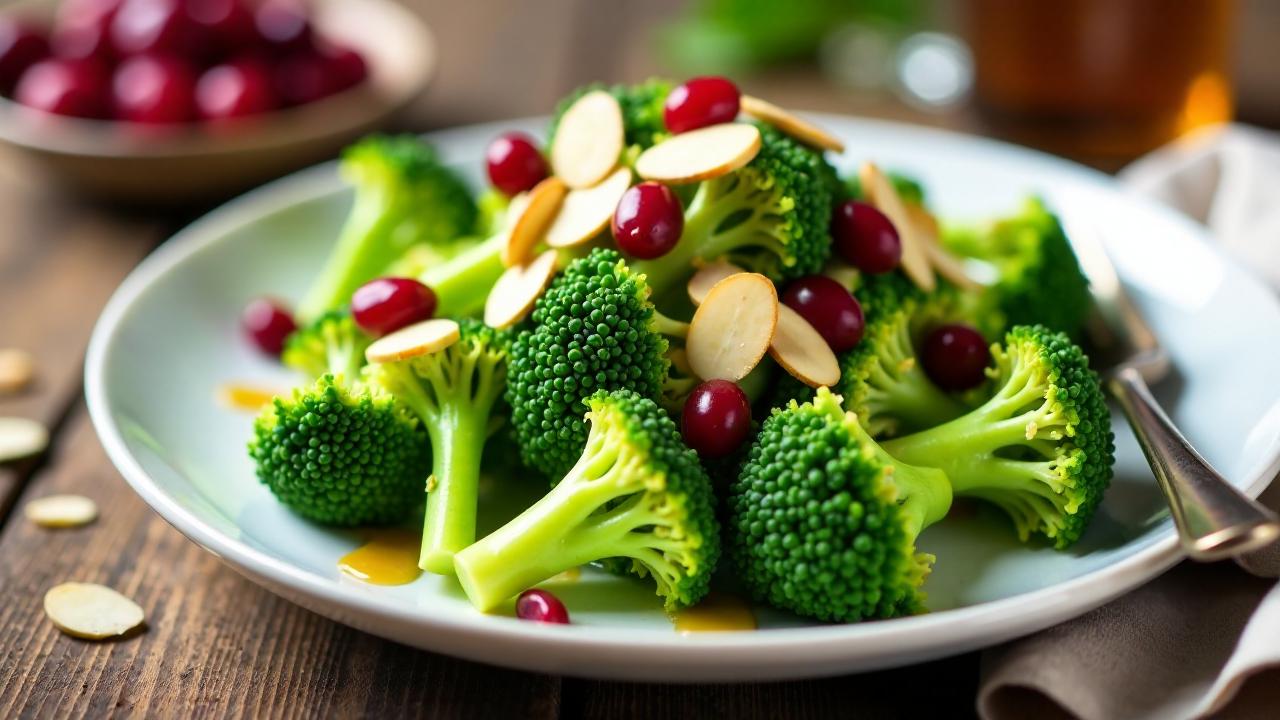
[0,2,1002,716]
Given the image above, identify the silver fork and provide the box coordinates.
[1071,222,1280,560]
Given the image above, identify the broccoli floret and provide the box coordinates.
[941,198,1091,338]
[883,325,1114,548]
[371,319,512,574]
[248,374,428,526]
[454,389,720,612]
[281,310,371,380]
[298,135,478,321]
[729,387,952,622]
[507,248,688,479]
[631,123,834,299]
[549,79,674,153]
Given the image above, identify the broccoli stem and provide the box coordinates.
[418,232,507,318]
[300,192,403,321]
[872,362,969,431]
[420,408,489,574]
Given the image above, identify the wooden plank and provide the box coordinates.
[0,408,562,719]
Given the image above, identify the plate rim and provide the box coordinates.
[84,115,1280,680]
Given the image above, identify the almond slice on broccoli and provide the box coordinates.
[636,123,761,185]
[686,273,778,381]
[551,90,625,189]
[740,95,845,153]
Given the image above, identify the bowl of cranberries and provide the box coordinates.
[0,0,434,203]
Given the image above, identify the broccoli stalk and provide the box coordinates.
[883,325,1114,548]
[299,135,477,321]
[372,320,510,574]
[454,389,720,612]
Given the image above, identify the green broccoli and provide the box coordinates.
[883,325,1114,548]
[454,389,720,612]
[281,310,371,380]
[298,135,478,321]
[729,387,952,622]
[370,319,512,574]
[507,248,689,479]
[549,79,674,154]
[631,123,835,299]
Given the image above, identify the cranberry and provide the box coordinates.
[272,50,331,106]
[351,277,437,336]
[782,275,865,353]
[682,380,752,459]
[51,17,114,63]
[612,182,683,259]
[196,58,275,119]
[323,44,367,93]
[188,0,256,57]
[57,0,124,27]
[254,0,311,53]
[113,55,196,123]
[485,132,547,196]
[921,324,991,391]
[111,0,209,59]
[15,59,110,119]
[242,297,297,357]
[0,18,50,95]
[515,589,570,624]
[832,200,902,275]
[664,76,740,134]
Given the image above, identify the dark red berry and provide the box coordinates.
[196,58,275,119]
[272,50,330,106]
[682,380,752,459]
[323,44,367,93]
[921,324,990,391]
[254,0,311,53]
[782,275,865,353]
[15,58,110,118]
[515,589,570,624]
[485,132,547,196]
[50,17,114,63]
[111,0,209,59]
[189,0,257,57]
[663,76,740,134]
[113,54,196,123]
[351,277,437,336]
[242,297,296,357]
[832,200,901,275]
[612,182,683,259]
[0,18,50,95]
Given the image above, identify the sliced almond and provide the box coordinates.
[0,348,35,395]
[545,167,632,249]
[740,95,845,153]
[635,123,761,185]
[0,417,48,463]
[860,163,935,292]
[687,259,745,306]
[365,319,460,364]
[769,305,841,388]
[44,582,145,640]
[907,203,981,291]
[25,494,98,528]
[551,90,625,189]
[485,250,559,328]
[686,273,778,382]
[503,176,566,267]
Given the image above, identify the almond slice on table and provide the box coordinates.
[503,176,567,267]
[860,163,935,292]
[636,123,761,185]
[365,319,461,363]
[0,417,47,463]
[687,259,745,306]
[769,305,841,388]
[551,90,625,189]
[485,250,559,329]
[44,582,145,640]
[25,494,99,528]
[545,167,633,249]
[739,95,846,153]
[686,273,779,382]
[0,348,35,395]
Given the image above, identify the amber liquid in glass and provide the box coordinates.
[965,0,1235,163]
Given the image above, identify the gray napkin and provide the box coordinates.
[977,125,1280,720]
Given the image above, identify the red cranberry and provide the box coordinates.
[682,380,752,459]
[113,55,196,123]
[188,0,256,57]
[351,277,437,336]
[664,76,740,134]
[196,58,275,119]
[832,200,902,275]
[57,0,124,26]
[15,59,110,119]
[612,182,683,260]
[515,589,570,624]
[0,18,50,95]
[272,50,331,106]
[921,324,991,391]
[485,132,547,196]
[323,44,367,93]
[254,0,311,53]
[111,0,209,59]
[51,17,114,63]
[782,275,865,353]
[242,297,297,357]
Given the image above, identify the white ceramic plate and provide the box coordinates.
[85,116,1280,682]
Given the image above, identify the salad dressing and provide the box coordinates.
[217,383,283,412]
[671,593,756,633]
[338,530,423,586]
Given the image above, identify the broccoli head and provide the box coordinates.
[729,387,952,622]
[281,310,371,381]
[454,389,720,612]
[883,325,1114,548]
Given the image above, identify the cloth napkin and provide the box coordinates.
[977,124,1280,720]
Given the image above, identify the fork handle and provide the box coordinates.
[1108,366,1280,561]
